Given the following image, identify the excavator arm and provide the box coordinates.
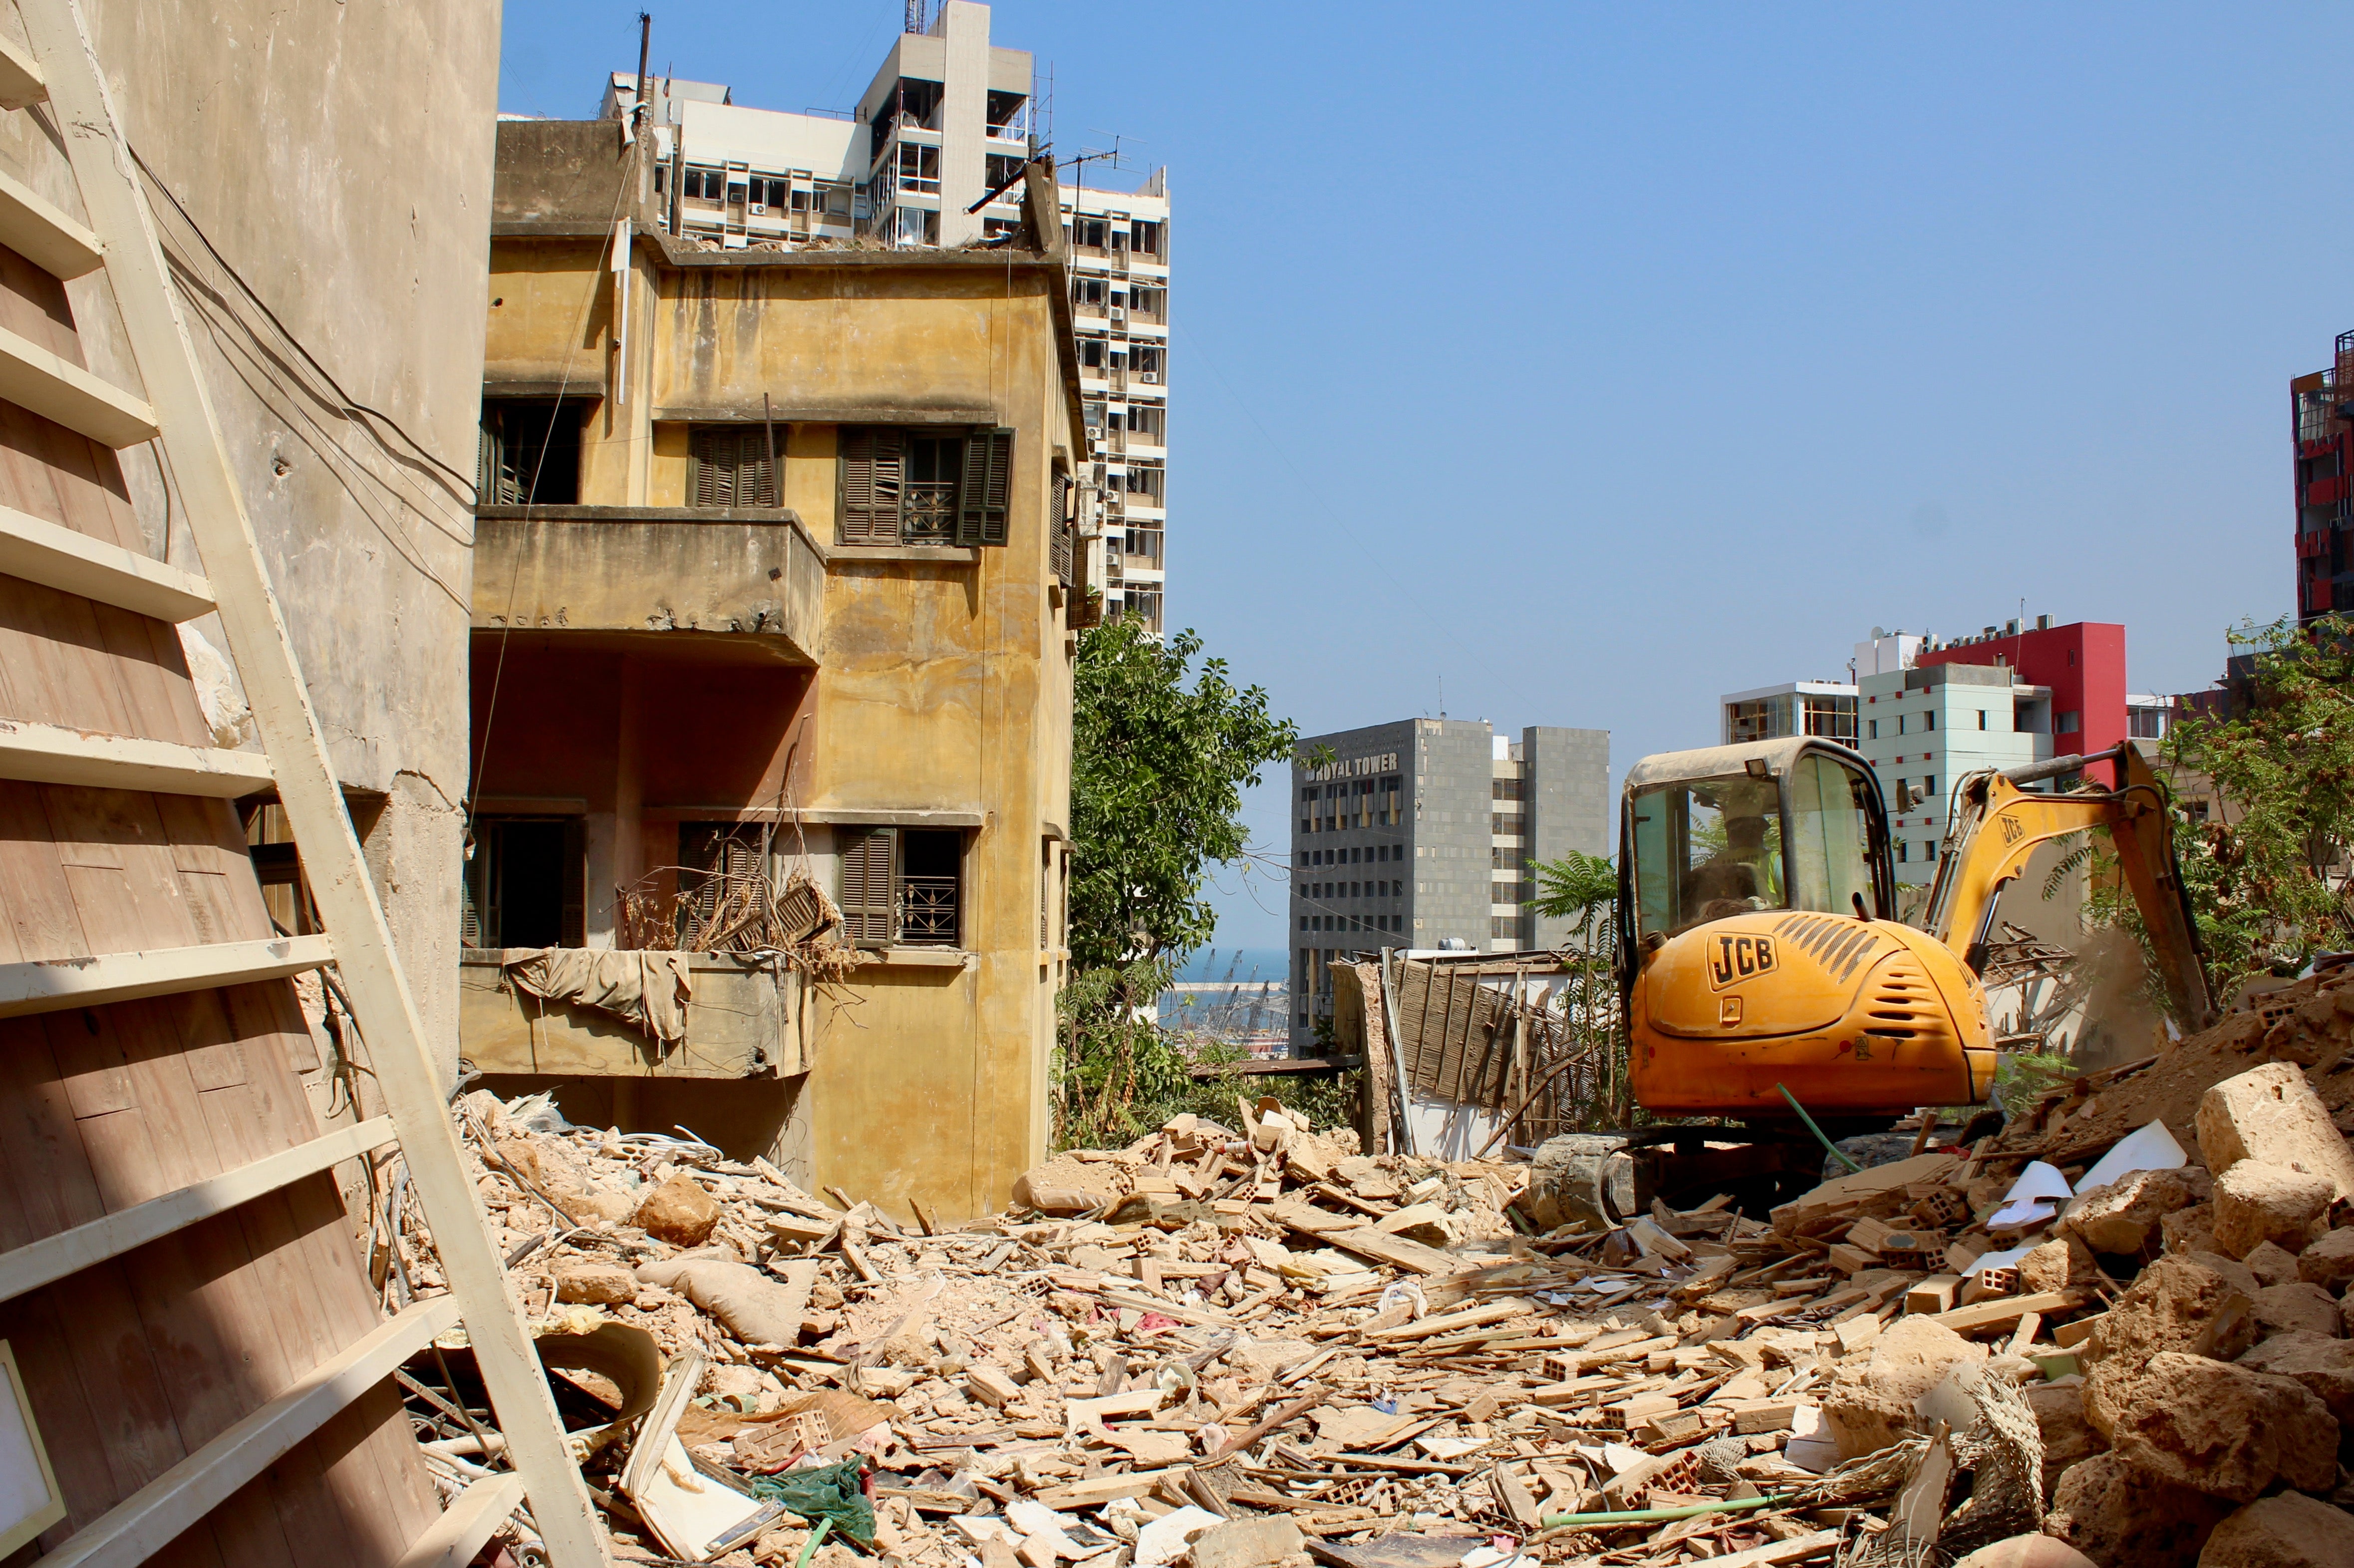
[1921,742,2216,1031]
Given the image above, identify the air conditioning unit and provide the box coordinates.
[1139,372,1159,384]
[749,203,767,215]
[1109,307,1126,323]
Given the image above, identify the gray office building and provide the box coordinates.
[1289,718,1609,1048]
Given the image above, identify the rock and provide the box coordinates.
[2185,1250,2264,1300]
[2043,1451,2233,1568]
[2299,1225,2354,1292]
[2253,1281,2343,1338]
[2082,1255,2260,1437]
[2241,1240,2303,1289]
[1950,1538,2097,1568]
[2196,1489,2354,1567]
[2022,1236,2096,1292]
[2164,1204,2220,1257]
[2237,1329,2354,1423]
[633,1171,721,1246]
[1821,1314,1987,1459]
[1010,1166,1112,1215]
[552,1262,638,1304]
[1185,1517,1305,1568]
[2064,1168,2199,1255]
[2196,1062,2354,1201]
[2211,1162,2334,1258]
[2024,1377,2108,1501]
[2106,1351,2338,1502]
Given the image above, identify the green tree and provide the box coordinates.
[1068,617,1298,970]
[2160,612,2354,990]
[1527,848,1629,1124]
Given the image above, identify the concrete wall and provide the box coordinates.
[1523,726,1610,950]
[0,0,500,1074]
[1413,719,1496,950]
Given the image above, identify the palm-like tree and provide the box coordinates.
[1527,849,1626,1124]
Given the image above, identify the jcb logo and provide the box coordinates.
[1710,934,1776,989]
[1999,815,2024,846]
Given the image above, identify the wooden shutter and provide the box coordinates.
[837,827,899,945]
[839,427,908,543]
[692,427,772,509]
[955,427,1013,546]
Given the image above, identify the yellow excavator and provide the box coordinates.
[1539,735,2213,1219]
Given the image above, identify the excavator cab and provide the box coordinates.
[1616,737,1898,986]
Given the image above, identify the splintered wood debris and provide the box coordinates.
[389,983,2354,1567]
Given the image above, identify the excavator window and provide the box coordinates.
[1628,774,1781,938]
[1786,753,1877,920]
[1628,752,1884,940]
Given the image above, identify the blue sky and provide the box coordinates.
[501,2,2344,955]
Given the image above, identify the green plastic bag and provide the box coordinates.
[746,1458,876,1549]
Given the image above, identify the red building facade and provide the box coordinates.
[2291,331,2354,623]
[1915,619,2129,759]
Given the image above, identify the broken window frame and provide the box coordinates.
[477,399,583,507]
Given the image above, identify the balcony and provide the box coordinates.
[458,949,807,1078]
[473,505,824,664]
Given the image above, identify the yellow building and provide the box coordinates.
[464,120,1093,1220]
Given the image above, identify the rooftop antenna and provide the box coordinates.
[1438,675,1446,719]
[628,12,650,142]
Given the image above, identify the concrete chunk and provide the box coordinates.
[2195,1062,2354,1201]
[2062,1167,2198,1255]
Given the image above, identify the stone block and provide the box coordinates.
[2252,1281,2343,1339]
[2042,1451,2232,1568]
[2298,1225,2354,1293]
[2024,1377,2107,1502]
[2236,1328,2354,1423]
[2106,1351,2338,1502]
[1949,1539,2095,1568]
[1820,1314,1987,1460]
[2082,1255,2259,1437]
[2196,1489,2354,1568]
[552,1262,638,1304]
[2240,1240,2302,1289]
[2196,1061,2354,1200]
[2211,1162,2333,1259]
[2062,1167,2198,1255]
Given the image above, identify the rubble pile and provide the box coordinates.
[398,973,2354,1568]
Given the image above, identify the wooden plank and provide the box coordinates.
[0,30,41,109]
[391,1473,525,1568]
[34,1295,460,1568]
[0,934,332,1018]
[0,168,101,279]
[0,503,210,619]
[0,1115,392,1305]
[0,319,157,448]
[1318,1225,1459,1277]
[1927,1289,2086,1333]
[0,719,273,796]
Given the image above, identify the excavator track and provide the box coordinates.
[1524,1124,1846,1229]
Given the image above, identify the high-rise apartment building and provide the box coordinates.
[599,0,1175,632]
[1288,720,1608,1049]
[1062,174,1171,632]
[2292,330,2354,622]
